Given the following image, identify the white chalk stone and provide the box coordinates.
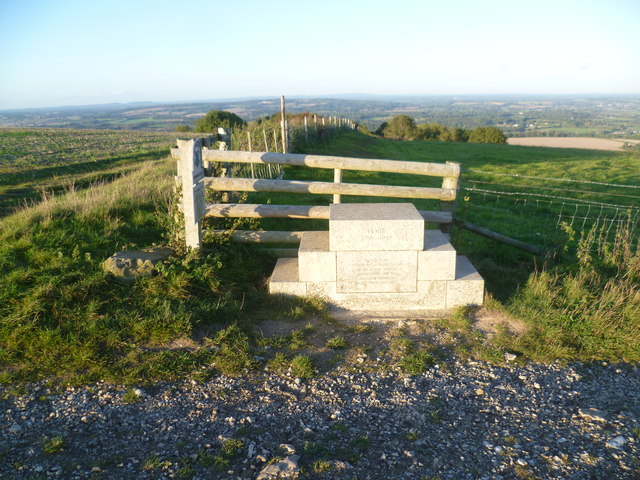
[418,230,456,280]
[329,203,424,251]
[336,251,417,293]
[269,258,307,296]
[446,256,484,308]
[319,280,447,311]
[298,232,336,282]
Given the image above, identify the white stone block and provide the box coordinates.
[329,203,424,251]
[269,258,307,296]
[336,251,417,293]
[418,230,456,280]
[446,256,484,308]
[416,280,448,309]
[298,232,336,282]
[328,280,447,311]
[307,281,337,299]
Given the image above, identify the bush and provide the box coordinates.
[468,126,507,144]
[194,110,245,134]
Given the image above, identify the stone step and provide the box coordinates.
[418,230,456,280]
[298,230,457,283]
[298,231,336,282]
[269,255,483,311]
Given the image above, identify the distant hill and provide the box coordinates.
[1,95,639,138]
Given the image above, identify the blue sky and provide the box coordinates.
[1,0,639,109]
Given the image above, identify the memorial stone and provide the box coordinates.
[269,203,484,311]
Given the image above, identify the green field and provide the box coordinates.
[0,128,178,216]
[0,128,638,385]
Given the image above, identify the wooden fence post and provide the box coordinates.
[218,127,232,202]
[439,161,460,233]
[304,116,308,143]
[178,139,205,249]
[333,168,343,204]
[285,120,290,152]
[280,95,287,154]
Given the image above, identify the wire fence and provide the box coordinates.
[459,168,640,254]
[228,115,356,180]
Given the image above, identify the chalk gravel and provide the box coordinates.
[2,359,639,479]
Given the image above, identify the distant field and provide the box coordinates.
[0,128,178,216]
[507,136,640,151]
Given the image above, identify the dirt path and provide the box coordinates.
[507,137,640,151]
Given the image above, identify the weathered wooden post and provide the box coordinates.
[177,139,206,249]
[304,116,309,143]
[280,95,287,154]
[333,168,343,204]
[440,161,460,234]
[247,131,255,178]
[218,127,232,202]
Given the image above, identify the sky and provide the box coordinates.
[1,0,639,110]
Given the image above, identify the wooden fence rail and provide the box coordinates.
[172,136,460,249]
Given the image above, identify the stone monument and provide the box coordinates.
[269,203,484,310]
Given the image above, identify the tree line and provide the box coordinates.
[374,115,507,144]
[176,110,507,145]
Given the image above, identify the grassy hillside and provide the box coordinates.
[0,129,638,385]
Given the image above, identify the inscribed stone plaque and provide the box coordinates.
[329,203,424,251]
[336,251,417,293]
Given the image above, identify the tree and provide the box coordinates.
[194,110,245,133]
[468,126,507,144]
[374,121,388,136]
[174,124,192,132]
[380,115,418,140]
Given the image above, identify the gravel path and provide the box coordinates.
[2,359,639,479]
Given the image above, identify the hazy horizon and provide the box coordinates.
[2,0,639,110]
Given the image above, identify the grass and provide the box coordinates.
[42,436,66,454]
[291,355,316,379]
[0,157,278,384]
[0,128,178,217]
[0,127,638,385]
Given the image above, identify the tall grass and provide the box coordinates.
[0,159,273,384]
[507,216,640,361]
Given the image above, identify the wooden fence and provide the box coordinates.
[171,138,460,250]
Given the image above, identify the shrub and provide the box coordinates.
[468,126,507,144]
[194,110,245,134]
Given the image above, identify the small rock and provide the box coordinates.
[279,443,296,454]
[331,460,352,470]
[606,436,627,449]
[8,423,22,434]
[102,248,173,284]
[504,353,517,362]
[476,388,484,396]
[256,455,300,479]
[578,408,607,423]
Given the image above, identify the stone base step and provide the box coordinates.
[269,255,484,311]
